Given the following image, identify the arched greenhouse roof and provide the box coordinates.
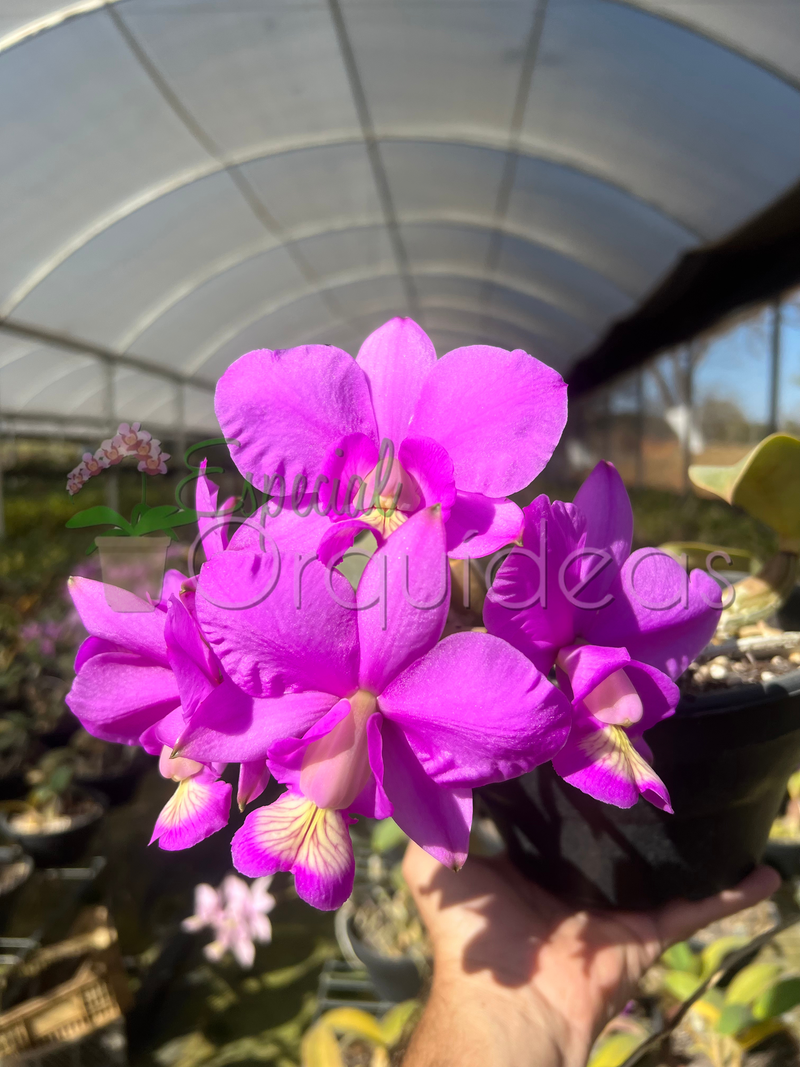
[1,0,799,440]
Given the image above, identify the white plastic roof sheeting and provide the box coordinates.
[0,0,799,438]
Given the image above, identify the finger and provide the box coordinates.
[402,840,445,899]
[655,865,781,949]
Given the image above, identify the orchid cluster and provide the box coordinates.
[65,318,722,911]
[182,874,275,969]
[66,422,169,495]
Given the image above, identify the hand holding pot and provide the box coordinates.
[400,842,779,1067]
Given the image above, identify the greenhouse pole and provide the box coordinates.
[635,368,644,487]
[103,360,120,513]
[768,299,782,435]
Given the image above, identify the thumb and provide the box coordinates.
[654,865,780,950]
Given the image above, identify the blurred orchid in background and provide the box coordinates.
[66,421,170,495]
[182,874,275,969]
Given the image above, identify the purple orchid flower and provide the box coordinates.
[65,467,270,848]
[185,505,571,910]
[182,874,275,968]
[483,462,722,812]
[214,317,566,563]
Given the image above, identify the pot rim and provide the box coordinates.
[0,851,34,896]
[676,665,800,717]
[95,535,170,549]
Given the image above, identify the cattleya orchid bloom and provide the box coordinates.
[182,874,275,968]
[183,506,571,910]
[484,462,722,811]
[213,317,566,562]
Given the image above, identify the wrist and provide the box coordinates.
[428,955,594,1067]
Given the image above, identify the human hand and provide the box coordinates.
[401,842,780,1067]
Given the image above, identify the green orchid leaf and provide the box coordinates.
[752,977,800,1021]
[689,433,800,544]
[700,936,749,979]
[716,1002,753,1036]
[371,817,409,855]
[132,505,179,535]
[662,970,703,1001]
[725,963,782,1007]
[66,506,133,534]
[588,1031,645,1067]
[661,941,701,975]
[380,1001,420,1047]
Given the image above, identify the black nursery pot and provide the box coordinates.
[0,791,106,867]
[345,916,423,1003]
[479,669,800,911]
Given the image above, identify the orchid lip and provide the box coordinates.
[583,669,644,726]
[299,690,378,811]
[358,458,421,536]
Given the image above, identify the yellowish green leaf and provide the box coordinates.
[700,936,749,979]
[300,1023,345,1067]
[587,1031,644,1067]
[380,1000,420,1047]
[716,1002,752,1036]
[725,963,782,1007]
[689,434,800,542]
[661,941,701,975]
[662,970,703,1001]
[317,1008,385,1044]
[752,977,800,1021]
[737,1017,785,1050]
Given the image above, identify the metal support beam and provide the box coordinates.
[0,318,216,392]
[769,299,782,435]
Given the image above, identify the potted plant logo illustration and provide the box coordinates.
[65,423,197,612]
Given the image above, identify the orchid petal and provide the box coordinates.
[552,716,673,812]
[410,345,567,497]
[356,318,436,448]
[483,496,584,674]
[380,720,472,870]
[238,761,271,810]
[74,636,117,673]
[179,678,338,762]
[319,432,380,519]
[196,550,359,699]
[317,519,378,569]
[195,458,228,561]
[357,506,449,694]
[232,792,355,911]
[150,772,232,850]
[380,631,571,787]
[165,598,219,719]
[556,643,632,704]
[445,491,522,559]
[66,652,179,744]
[572,461,633,600]
[227,503,331,559]
[215,345,377,488]
[349,713,393,819]
[397,437,456,515]
[268,697,352,791]
[68,577,169,665]
[581,549,722,679]
[624,661,680,732]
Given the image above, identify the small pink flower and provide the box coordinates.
[182,874,275,969]
[138,450,170,475]
[82,451,109,476]
[118,422,149,449]
[99,438,126,465]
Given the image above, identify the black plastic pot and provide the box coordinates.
[344,916,422,1003]
[0,791,106,867]
[75,748,153,806]
[479,669,800,911]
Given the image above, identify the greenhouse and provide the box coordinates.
[2,2,800,1066]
